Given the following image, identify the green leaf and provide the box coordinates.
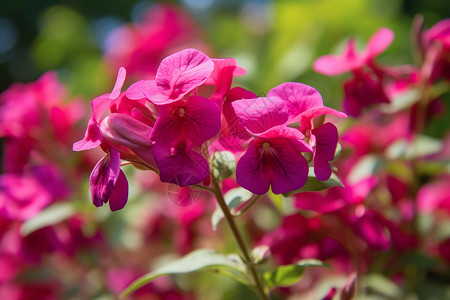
[263,259,330,289]
[332,143,342,162]
[364,274,403,298]
[385,135,442,160]
[20,202,75,236]
[120,249,249,298]
[211,187,253,230]
[381,88,421,113]
[283,168,343,196]
[251,245,270,264]
[212,151,236,181]
[347,154,382,184]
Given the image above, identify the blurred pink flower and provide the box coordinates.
[0,72,86,173]
[104,4,209,79]
[313,27,394,76]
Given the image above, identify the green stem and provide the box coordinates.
[239,194,263,215]
[211,179,270,300]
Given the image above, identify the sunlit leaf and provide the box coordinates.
[386,135,442,160]
[211,187,253,230]
[331,142,342,162]
[212,151,236,181]
[20,202,75,236]
[251,245,270,264]
[381,88,421,113]
[121,249,249,298]
[283,167,343,196]
[263,259,330,289]
[347,155,382,184]
[364,274,403,298]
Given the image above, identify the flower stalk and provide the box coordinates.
[211,178,270,300]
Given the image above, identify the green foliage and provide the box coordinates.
[20,202,75,236]
[121,249,249,298]
[263,259,330,289]
[211,187,253,230]
[283,167,344,196]
[212,151,237,181]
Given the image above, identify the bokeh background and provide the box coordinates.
[1,0,450,299]
[1,0,449,97]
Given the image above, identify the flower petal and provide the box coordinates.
[235,140,272,195]
[126,80,158,100]
[313,38,362,75]
[154,48,214,103]
[223,87,256,139]
[73,118,102,151]
[232,97,288,134]
[101,114,156,168]
[267,82,323,120]
[108,169,128,211]
[151,95,221,146]
[89,149,121,207]
[268,139,310,194]
[153,142,209,186]
[364,27,394,61]
[299,106,347,133]
[110,67,126,99]
[312,122,338,181]
[236,138,310,195]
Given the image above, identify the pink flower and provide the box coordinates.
[260,213,351,268]
[294,177,376,213]
[267,82,347,181]
[341,70,390,117]
[131,48,214,105]
[0,173,50,221]
[0,165,69,221]
[90,148,128,211]
[232,97,312,194]
[417,176,450,215]
[73,68,132,210]
[313,28,394,116]
[420,19,450,82]
[73,67,127,152]
[313,27,394,76]
[104,4,208,79]
[130,49,220,186]
[0,72,86,173]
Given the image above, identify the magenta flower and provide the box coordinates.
[260,213,351,268]
[90,148,128,211]
[420,19,450,82]
[150,96,220,186]
[417,176,450,215]
[313,27,394,76]
[0,174,51,221]
[100,113,156,169]
[129,49,220,186]
[267,82,347,181]
[232,97,312,194]
[73,68,131,210]
[205,58,247,106]
[313,28,394,116]
[0,72,86,173]
[104,4,208,79]
[342,70,390,117]
[73,67,126,152]
[141,48,214,105]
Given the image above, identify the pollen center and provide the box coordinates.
[262,142,270,150]
[179,107,185,117]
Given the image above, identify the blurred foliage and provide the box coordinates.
[0,0,448,100]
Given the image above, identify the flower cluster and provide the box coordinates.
[74,48,346,210]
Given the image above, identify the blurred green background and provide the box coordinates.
[0,0,449,106]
